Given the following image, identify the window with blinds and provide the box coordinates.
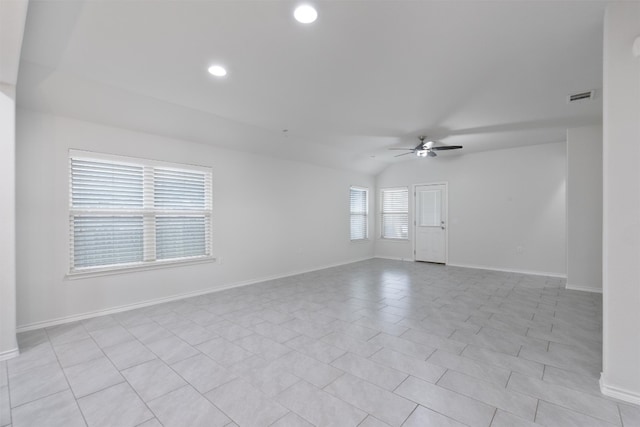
[69,150,212,274]
[350,186,368,241]
[381,188,409,239]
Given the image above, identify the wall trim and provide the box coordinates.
[17,256,374,333]
[374,256,414,262]
[375,258,567,278]
[445,262,567,278]
[600,374,640,406]
[0,347,19,361]
[566,283,603,293]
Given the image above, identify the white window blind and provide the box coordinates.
[153,168,210,260]
[350,187,368,240]
[69,150,212,274]
[381,188,409,239]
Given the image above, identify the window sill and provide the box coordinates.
[65,256,216,280]
[350,238,370,244]
[378,238,410,243]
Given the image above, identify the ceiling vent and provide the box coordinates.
[567,90,595,103]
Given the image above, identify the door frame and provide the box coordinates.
[412,182,449,264]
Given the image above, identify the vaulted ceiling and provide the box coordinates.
[18,1,605,174]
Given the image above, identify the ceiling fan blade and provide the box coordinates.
[430,145,463,151]
[394,152,414,157]
[428,150,437,157]
[388,148,417,151]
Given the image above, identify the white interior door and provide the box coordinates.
[415,184,447,263]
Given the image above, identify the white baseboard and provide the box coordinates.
[600,374,640,405]
[375,258,567,278]
[16,256,374,333]
[566,283,603,293]
[374,256,414,262]
[0,348,19,362]
[446,262,567,279]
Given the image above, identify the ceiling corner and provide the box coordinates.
[1,0,29,85]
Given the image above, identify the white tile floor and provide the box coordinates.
[2,259,639,427]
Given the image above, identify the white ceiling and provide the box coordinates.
[0,0,28,85]
[17,0,605,174]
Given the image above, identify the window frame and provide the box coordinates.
[349,186,369,241]
[67,149,214,278]
[380,187,409,240]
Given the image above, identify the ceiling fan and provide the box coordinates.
[389,136,463,158]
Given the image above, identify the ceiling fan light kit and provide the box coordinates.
[389,136,463,158]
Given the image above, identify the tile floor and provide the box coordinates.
[2,259,639,427]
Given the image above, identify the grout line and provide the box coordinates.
[505,370,514,389]
[266,410,292,427]
[398,404,419,427]
[7,388,76,411]
[135,416,165,427]
[367,346,384,359]
[616,402,625,427]
[44,327,91,427]
[488,407,498,426]
[86,327,158,426]
[4,360,12,426]
[392,374,411,393]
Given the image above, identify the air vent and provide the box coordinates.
[567,90,595,103]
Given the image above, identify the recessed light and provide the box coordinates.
[208,65,227,77]
[294,5,317,24]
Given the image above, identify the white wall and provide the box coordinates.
[601,2,640,405]
[0,0,27,362]
[375,142,567,276]
[15,110,375,328]
[0,85,18,359]
[566,126,603,292]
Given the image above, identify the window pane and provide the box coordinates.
[71,159,143,208]
[350,188,367,214]
[73,216,144,268]
[382,188,408,239]
[382,213,409,239]
[350,187,368,240]
[382,189,408,213]
[154,168,206,210]
[418,189,441,227]
[350,215,367,240]
[156,216,207,260]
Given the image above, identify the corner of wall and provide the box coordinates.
[600,374,640,406]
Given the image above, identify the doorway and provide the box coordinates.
[414,183,448,263]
